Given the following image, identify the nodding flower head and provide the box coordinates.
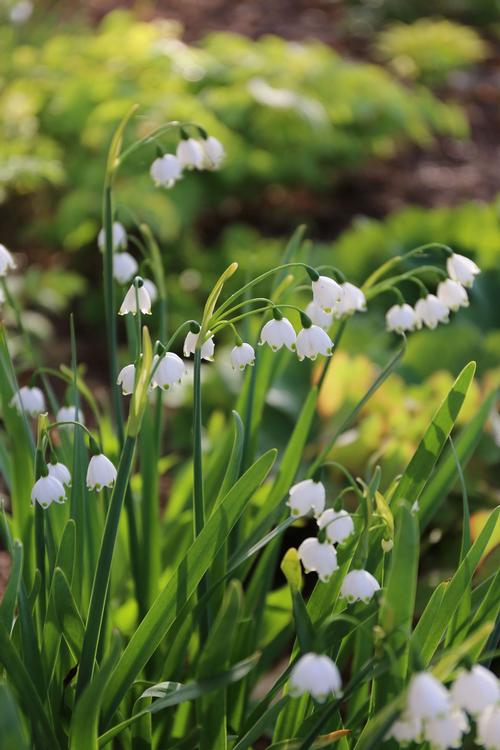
[113,252,138,285]
[10,386,46,417]
[260,317,297,353]
[289,653,342,703]
[230,342,255,371]
[152,352,187,390]
[340,569,380,604]
[477,705,500,750]
[407,672,451,720]
[56,405,85,426]
[424,709,469,750]
[312,275,343,313]
[305,302,333,330]
[86,454,117,492]
[0,243,16,276]
[414,294,449,330]
[287,479,326,518]
[118,280,152,316]
[298,538,338,582]
[117,364,136,396]
[150,154,183,188]
[176,137,204,170]
[450,665,499,717]
[201,135,225,170]
[317,509,354,545]
[143,279,158,304]
[31,475,66,509]
[386,714,422,744]
[296,324,333,361]
[183,331,215,361]
[437,279,469,312]
[97,222,127,253]
[447,252,480,288]
[386,303,417,334]
[333,282,366,318]
[48,461,72,487]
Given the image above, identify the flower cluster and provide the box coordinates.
[287,478,380,602]
[386,253,479,334]
[289,653,342,703]
[31,450,118,509]
[386,667,500,749]
[117,351,187,395]
[150,131,225,190]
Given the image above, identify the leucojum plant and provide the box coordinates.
[0,106,498,750]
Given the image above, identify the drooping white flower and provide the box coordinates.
[97,222,127,253]
[152,353,186,390]
[437,279,469,312]
[201,136,225,170]
[318,509,354,545]
[386,303,417,333]
[296,324,333,361]
[230,343,255,371]
[143,279,158,303]
[10,386,46,417]
[260,318,296,352]
[333,282,367,318]
[312,275,343,313]
[113,252,138,285]
[118,282,152,316]
[447,253,480,288]
[287,479,326,518]
[424,709,469,749]
[340,569,380,603]
[451,665,499,716]
[477,704,500,750]
[117,364,136,396]
[183,331,215,361]
[86,454,117,491]
[0,244,16,276]
[56,405,85,426]
[289,653,342,703]
[48,462,71,487]
[305,302,333,330]
[298,538,338,582]
[150,154,183,188]
[386,713,422,744]
[9,0,33,24]
[177,137,204,170]
[414,294,449,330]
[31,475,65,508]
[407,673,451,720]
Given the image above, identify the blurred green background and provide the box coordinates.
[1,0,500,567]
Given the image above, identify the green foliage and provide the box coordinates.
[376,18,488,83]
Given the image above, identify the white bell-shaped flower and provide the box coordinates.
[150,154,183,188]
[117,364,136,395]
[415,294,449,330]
[318,509,354,545]
[201,136,225,170]
[230,343,255,371]
[340,569,380,603]
[386,713,422,744]
[333,282,366,318]
[10,386,46,417]
[177,137,204,170]
[450,665,499,716]
[112,252,138,285]
[118,282,152,316]
[260,318,297,352]
[424,709,469,749]
[31,475,66,508]
[86,454,117,491]
[153,353,186,390]
[289,653,342,703]
[296,324,333,361]
[298,538,338,582]
[437,279,469,312]
[143,279,158,304]
[48,461,71,487]
[56,405,85,426]
[312,275,343,313]
[477,705,500,750]
[386,303,417,333]
[183,331,215,361]
[287,479,326,518]
[0,244,16,276]
[97,222,127,253]
[407,673,451,720]
[305,302,333,330]
[447,253,480,288]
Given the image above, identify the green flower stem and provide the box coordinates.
[209,298,273,326]
[103,185,124,443]
[316,318,347,391]
[76,434,136,697]
[362,242,453,290]
[193,348,210,643]
[365,265,446,300]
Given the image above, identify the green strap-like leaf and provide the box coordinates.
[53,568,86,660]
[0,541,23,633]
[0,683,30,750]
[101,450,276,726]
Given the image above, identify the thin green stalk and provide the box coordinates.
[34,504,46,628]
[76,434,136,697]
[317,318,347,391]
[362,242,453,290]
[193,348,210,643]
